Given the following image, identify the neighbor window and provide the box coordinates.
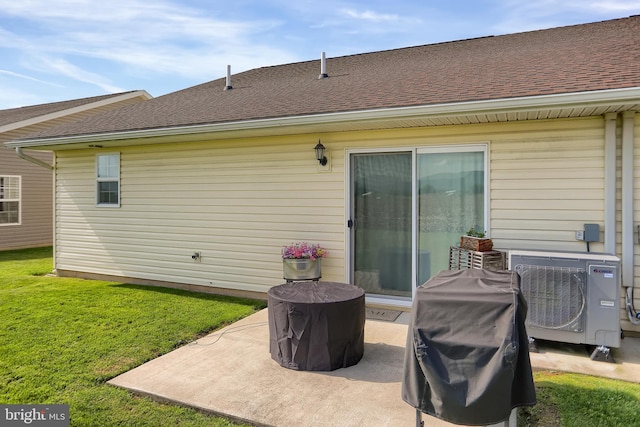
[96,153,120,206]
[0,176,20,225]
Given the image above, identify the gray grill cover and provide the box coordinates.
[402,269,536,425]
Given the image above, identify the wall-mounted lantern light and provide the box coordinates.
[314,140,328,166]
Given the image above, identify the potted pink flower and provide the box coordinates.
[281,242,327,281]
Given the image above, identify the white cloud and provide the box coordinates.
[497,0,640,27]
[0,0,297,87]
[589,1,640,12]
[0,70,63,87]
[40,58,125,93]
[487,0,639,35]
[340,8,402,23]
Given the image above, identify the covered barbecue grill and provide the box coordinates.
[402,269,536,426]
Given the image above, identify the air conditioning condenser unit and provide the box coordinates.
[509,249,620,361]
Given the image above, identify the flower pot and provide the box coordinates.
[459,235,493,252]
[283,258,321,281]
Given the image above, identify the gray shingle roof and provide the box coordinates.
[0,91,143,128]
[17,16,640,140]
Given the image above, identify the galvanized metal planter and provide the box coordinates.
[283,258,321,281]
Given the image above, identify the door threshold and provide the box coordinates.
[365,295,412,309]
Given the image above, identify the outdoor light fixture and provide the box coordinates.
[314,140,327,166]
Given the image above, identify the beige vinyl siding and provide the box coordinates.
[55,117,609,293]
[0,95,148,251]
[333,117,607,253]
[490,117,606,251]
[55,138,346,293]
[0,128,53,250]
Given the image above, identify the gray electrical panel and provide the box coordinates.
[584,223,600,242]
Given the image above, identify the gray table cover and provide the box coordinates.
[268,281,365,371]
[402,269,536,425]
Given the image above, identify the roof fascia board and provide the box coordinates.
[0,90,152,134]
[7,87,640,149]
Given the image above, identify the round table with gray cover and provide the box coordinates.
[268,281,365,371]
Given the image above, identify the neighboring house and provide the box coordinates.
[5,17,640,334]
[0,91,152,250]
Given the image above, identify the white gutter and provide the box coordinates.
[15,147,54,170]
[621,111,635,288]
[6,87,640,149]
[604,112,617,254]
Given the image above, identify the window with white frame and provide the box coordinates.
[0,176,20,225]
[96,153,120,206]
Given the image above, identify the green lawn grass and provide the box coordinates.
[524,371,640,426]
[0,247,265,426]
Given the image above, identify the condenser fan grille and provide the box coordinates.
[515,265,586,331]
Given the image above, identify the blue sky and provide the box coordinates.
[1,0,640,109]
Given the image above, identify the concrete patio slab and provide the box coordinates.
[108,308,640,427]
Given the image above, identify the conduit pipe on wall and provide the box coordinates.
[622,111,635,286]
[621,111,640,325]
[15,147,54,170]
[604,113,617,255]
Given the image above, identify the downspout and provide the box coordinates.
[15,147,54,170]
[15,146,57,277]
[604,113,617,255]
[621,111,640,325]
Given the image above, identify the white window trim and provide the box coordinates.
[0,175,21,226]
[96,153,121,208]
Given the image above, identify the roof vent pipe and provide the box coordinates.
[318,52,328,79]
[224,65,232,90]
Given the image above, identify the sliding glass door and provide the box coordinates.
[417,147,486,279]
[351,152,413,298]
[349,146,486,302]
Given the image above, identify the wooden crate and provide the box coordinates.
[459,235,493,251]
[449,246,506,271]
